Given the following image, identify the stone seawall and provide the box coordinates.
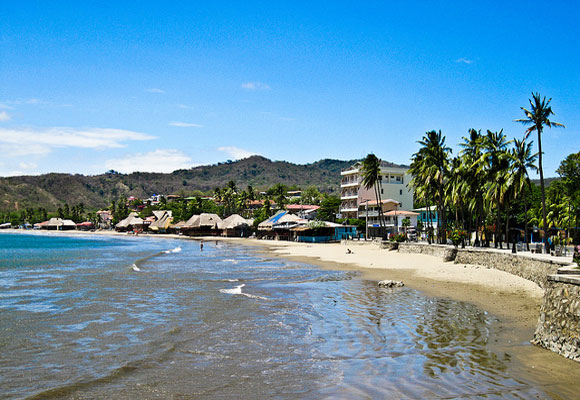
[532,274,580,362]
[398,243,568,288]
[454,250,564,289]
[398,243,457,261]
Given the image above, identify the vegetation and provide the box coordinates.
[361,154,385,231]
[515,93,565,252]
[409,95,577,250]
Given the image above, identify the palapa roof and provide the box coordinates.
[218,214,251,230]
[46,218,76,227]
[183,213,222,229]
[116,212,145,228]
[258,211,305,231]
[149,212,173,230]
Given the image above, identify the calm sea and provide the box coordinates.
[0,232,547,399]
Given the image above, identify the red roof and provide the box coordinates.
[76,221,94,226]
[285,204,320,211]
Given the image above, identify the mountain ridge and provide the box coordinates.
[1,155,406,212]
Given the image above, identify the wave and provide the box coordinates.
[219,284,267,300]
[222,259,239,264]
[131,246,182,272]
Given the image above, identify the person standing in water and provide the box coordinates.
[200,240,204,251]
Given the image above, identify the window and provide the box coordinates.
[396,176,401,182]
[400,189,402,195]
[381,188,383,194]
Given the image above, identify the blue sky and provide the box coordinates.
[1,1,578,177]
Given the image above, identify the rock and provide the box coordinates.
[378,280,404,288]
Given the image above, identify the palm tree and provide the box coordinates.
[459,129,485,246]
[479,130,511,248]
[509,136,538,250]
[515,93,565,253]
[361,154,385,236]
[415,130,451,244]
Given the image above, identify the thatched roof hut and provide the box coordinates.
[115,213,145,231]
[258,211,304,231]
[218,214,251,230]
[149,210,173,232]
[44,218,77,230]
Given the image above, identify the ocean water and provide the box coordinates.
[0,232,547,399]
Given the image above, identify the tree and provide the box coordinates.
[410,131,451,244]
[515,93,565,253]
[459,129,485,246]
[556,151,580,244]
[509,136,538,250]
[402,217,411,238]
[317,195,341,222]
[361,154,385,235]
[480,130,511,248]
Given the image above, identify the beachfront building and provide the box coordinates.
[340,161,414,236]
[413,206,438,231]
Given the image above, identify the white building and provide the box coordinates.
[339,161,414,219]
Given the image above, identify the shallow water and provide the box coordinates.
[0,232,548,398]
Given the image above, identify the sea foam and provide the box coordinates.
[219,284,266,300]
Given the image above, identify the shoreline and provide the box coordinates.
[3,228,580,396]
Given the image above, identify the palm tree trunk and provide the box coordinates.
[505,200,510,250]
[496,195,501,249]
[524,191,530,251]
[537,128,549,254]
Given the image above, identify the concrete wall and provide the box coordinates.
[532,275,580,362]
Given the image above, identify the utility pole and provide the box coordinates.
[365,199,369,240]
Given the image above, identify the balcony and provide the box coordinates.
[340,194,358,200]
[340,207,358,213]
[340,181,360,188]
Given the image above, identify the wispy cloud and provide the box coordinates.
[455,57,474,65]
[105,149,195,173]
[169,121,204,128]
[177,104,195,110]
[217,146,259,160]
[146,88,165,94]
[0,127,154,156]
[241,82,271,91]
[0,111,10,122]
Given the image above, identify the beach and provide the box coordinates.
[3,229,580,397]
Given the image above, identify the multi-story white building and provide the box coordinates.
[339,161,414,228]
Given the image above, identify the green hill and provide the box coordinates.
[0,156,375,212]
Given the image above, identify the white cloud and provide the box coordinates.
[0,111,10,121]
[0,127,155,156]
[146,88,165,94]
[18,162,37,170]
[217,146,259,160]
[105,149,194,173]
[169,121,204,128]
[241,82,271,91]
[177,104,195,110]
[455,58,474,64]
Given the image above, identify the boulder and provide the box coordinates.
[378,280,404,288]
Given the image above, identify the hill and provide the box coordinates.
[0,156,377,212]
